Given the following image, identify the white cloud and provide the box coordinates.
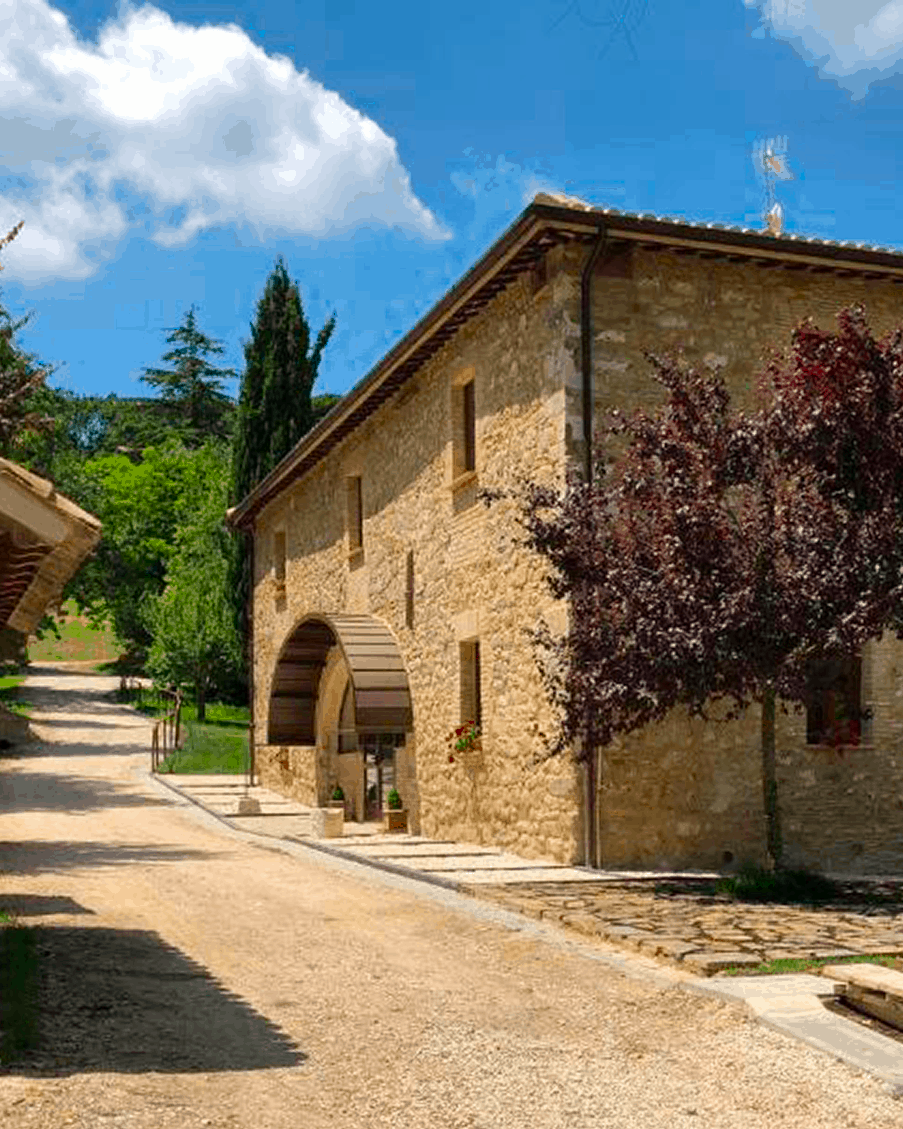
[745,0,903,97]
[450,150,559,232]
[0,0,446,283]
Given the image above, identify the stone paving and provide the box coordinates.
[157,774,903,977]
[465,878,903,975]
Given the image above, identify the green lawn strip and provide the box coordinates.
[721,952,901,977]
[113,685,250,772]
[0,675,30,718]
[0,913,39,1063]
[27,600,119,663]
[158,718,249,774]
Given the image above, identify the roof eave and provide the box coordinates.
[228,199,903,529]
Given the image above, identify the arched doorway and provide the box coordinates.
[266,613,414,818]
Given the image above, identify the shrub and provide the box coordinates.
[331,785,344,801]
[716,865,840,904]
[386,788,403,811]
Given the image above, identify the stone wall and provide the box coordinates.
[776,632,903,875]
[252,271,582,864]
[568,239,903,871]
[0,627,26,666]
[256,745,317,806]
[598,702,767,871]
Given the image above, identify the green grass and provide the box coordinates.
[721,952,901,977]
[158,719,250,774]
[115,686,250,774]
[0,674,30,718]
[0,914,39,1063]
[27,599,119,663]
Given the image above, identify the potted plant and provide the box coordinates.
[447,720,482,765]
[329,784,345,810]
[384,787,407,833]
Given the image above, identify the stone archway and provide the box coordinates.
[267,613,412,745]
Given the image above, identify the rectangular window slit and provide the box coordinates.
[274,530,286,592]
[405,549,414,629]
[459,639,482,729]
[462,380,476,473]
[346,476,363,554]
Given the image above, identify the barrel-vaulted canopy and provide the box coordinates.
[0,458,101,635]
[267,613,412,746]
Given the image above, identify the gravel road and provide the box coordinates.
[0,664,901,1128]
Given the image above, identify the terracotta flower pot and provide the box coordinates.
[384,809,408,833]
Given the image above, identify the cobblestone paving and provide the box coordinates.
[463,878,903,975]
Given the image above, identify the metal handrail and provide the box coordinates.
[150,688,183,772]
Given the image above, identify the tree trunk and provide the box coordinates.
[196,682,206,723]
[761,681,782,870]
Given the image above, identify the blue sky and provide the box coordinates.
[1,0,902,401]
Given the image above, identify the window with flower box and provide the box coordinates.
[459,639,482,730]
[805,654,867,746]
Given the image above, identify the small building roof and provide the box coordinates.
[228,194,903,530]
[0,458,102,635]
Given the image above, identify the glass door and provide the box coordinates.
[361,733,401,819]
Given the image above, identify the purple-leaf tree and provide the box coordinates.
[511,305,903,868]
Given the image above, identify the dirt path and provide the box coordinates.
[0,664,901,1128]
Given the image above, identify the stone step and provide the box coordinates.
[821,962,903,1031]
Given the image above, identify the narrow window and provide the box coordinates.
[346,476,363,555]
[459,639,482,729]
[462,379,476,473]
[405,549,415,629]
[806,655,864,746]
[273,530,286,594]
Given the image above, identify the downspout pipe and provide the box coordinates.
[581,225,608,484]
[248,528,256,789]
[579,225,608,869]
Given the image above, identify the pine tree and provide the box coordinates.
[231,258,336,504]
[141,306,236,445]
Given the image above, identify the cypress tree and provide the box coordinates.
[230,259,336,690]
[232,258,336,504]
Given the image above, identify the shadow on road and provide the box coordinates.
[5,739,151,760]
[0,771,172,813]
[26,717,149,731]
[1,925,305,1075]
[19,673,143,718]
[0,894,94,917]
[0,840,224,876]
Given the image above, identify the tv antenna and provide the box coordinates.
[752,136,792,236]
[548,0,651,62]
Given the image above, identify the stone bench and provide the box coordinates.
[821,963,903,1030]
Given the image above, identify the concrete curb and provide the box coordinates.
[149,769,463,893]
[691,974,903,1093]
[147,768,903,1094]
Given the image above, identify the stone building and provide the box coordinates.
[0,457,102,645]
[228,193,903,875]
[0,456,102,742]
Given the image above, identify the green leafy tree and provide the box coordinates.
[69,445,203,657]
[144,446,240,719]
[142,307,236,445]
